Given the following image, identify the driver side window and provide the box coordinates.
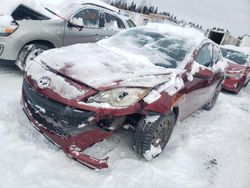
[73,9,100,28]
[196,44,213,67]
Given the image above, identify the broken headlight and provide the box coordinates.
[87,88,149,107]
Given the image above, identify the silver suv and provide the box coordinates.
[0,2,135,71]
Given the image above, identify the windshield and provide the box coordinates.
[101,28,196,68]
[221,48,249,65]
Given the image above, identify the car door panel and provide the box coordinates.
[178,67,213,121]
[63,8,103,45]
[177,43,217,121]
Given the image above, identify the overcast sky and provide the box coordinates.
[132,0,250,37]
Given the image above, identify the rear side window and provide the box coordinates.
[196,44,213,67]
[104,13,125,30]
[73,9,100,28]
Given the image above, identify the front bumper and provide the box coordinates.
[222,76,244,93]
[22,80,112,169]
[0,35,21,62]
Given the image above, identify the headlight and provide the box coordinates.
[0,25,18,37]
[87,88,149,107]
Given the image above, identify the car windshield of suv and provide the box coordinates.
[221,48,249,65]
[101,28,196,68]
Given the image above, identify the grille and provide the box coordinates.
[23,80,96,137]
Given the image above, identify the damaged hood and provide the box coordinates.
[33,43,173,89]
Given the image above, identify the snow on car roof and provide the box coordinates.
[146,23,206,44]
[81,0,120,13]
[0,0,57,18]
[99,24,206,69]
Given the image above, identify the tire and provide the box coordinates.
[243,77,250,87]
[234,83,243,94]
[16,44,50,71]
[133,112,175,160]
[203,86,221,111]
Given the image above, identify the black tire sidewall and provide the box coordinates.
[133,112,176,159]
[204,86,221,110]
[17,44,49,71]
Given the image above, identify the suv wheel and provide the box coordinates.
[133,112,175,160]
[16,44,49,71]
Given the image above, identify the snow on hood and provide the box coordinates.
[0,0,57,18]
[0,0,119,26]
[32,43,173,89]
[0,15,14,27]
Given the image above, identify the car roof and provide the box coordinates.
[59,1,120,18]
[81,0,120,13]
[144,23,207,45]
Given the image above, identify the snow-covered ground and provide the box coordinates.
[0,64,250,188]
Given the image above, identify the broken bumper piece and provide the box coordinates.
[21,80,112,169]
[23,103,112,169]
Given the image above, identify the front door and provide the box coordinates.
[63,8,104,46]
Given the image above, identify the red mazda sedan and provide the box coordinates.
[220,45,250,93]
[21,24,227,169]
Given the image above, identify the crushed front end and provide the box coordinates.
[21,79,113,169]
[222,71,246,93]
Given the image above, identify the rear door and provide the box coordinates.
[178,43,215,120]
[98,12,126,40]
[211,44,225,88]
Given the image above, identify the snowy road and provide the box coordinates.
[0,64,249,188]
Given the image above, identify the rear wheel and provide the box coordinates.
[133,112,175,160]
[203,86,221,110]
[243,77,250,87]
[234,82,244,94]
[16,44,50,71]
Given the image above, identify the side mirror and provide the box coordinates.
[68,17,84,30]
[194,69,214,80]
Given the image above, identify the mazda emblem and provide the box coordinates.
[38,76,51,89]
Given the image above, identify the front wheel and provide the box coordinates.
[16,44,49,71]
[133,112,175,160]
